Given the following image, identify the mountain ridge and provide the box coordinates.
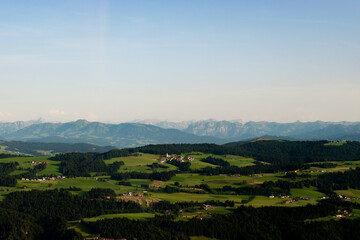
[0,119,359,148]
[1,120,226,148]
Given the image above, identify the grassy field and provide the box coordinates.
[148,192,247,205]
[84,212,156,222]
[290,187,325,199]
[324,142,347,146]
[104,153,177,173]
[188,153,217,170]
[246,196,284,206]
[105,153,159,166]
[0,156,48,167]
[187,153,256,170]
[55,177,120,192]
[165,173,251,189]
[335,189,360,199]
[224,155,256,167]
[0,156,54,176]
[38,159,62,176]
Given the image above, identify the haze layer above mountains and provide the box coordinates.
[0,119,359,148]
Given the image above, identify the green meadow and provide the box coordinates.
[84,212,156,222]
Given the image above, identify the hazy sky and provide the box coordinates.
[1,0,359,123]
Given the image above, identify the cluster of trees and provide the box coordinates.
[157,185,181,193]
[51,149,134,162]
[201,156,230,167]
[220,184,288,196]
[52,152,127,177]
[111,171,177,181]
[91,216,188,240]
[148,162,169,169]
[314,167,360,194]
[226,140,360,163]
[83,188,116,199]
[51,149,144,177]
[0,163,19,186]
[308,162,338,168]
[0,175,17,187]
[150,200,199,213]
[203,200,235,207]
[195,183,213,193]
[166,160,191,171]
[55,152,108,177]
[0,154,22,159]
[107,161,124,173]
[0,162,18,175]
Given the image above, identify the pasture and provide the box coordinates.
[84,212,156,222]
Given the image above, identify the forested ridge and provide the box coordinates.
[0,140,114,156]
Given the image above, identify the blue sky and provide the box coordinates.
[1,1,359,123]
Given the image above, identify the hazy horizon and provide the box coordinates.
[1,117,359,125]
[1,1,359,123]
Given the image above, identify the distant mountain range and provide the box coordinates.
[148,119,360,141]
[0,120,224,148]
[0,119,359,148]
[0,119,43,136]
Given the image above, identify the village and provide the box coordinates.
[21,175,66,182]
[27,160,48,166]
[158,153,194,163]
